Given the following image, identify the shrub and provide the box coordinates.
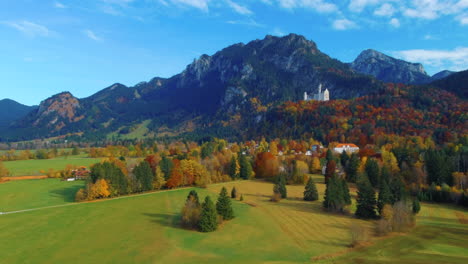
[231,187,237,199]
[75,188,87,202]
[181,196,201,229]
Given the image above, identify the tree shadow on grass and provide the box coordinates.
[142,213,182,229]
[49,185,83,203]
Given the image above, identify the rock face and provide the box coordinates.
[351,49,431,84]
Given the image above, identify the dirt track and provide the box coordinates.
[1,175,48,182]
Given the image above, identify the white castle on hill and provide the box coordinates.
[304,84,329,101]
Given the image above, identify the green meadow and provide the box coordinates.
[0,179,467,263]
[3,156,101,176]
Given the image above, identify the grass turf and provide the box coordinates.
[2,155,101,176]
[0,177,467,263]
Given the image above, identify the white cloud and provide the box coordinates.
[276,0,338,13]
[83,29,102,41]
[403,0,468,20]
[54,2,67,8]
[2,21,50,37]
[393,47,468,70]
[226,0,253,15]
[374,3,395,16]
[271,27,286,36]
[171,0,210,11]
[332,18,358,30]
[389,17,400,27]
[349,0,382,12]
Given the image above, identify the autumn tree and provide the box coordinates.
[166,160,183,188]
[198,196,218,232]
[181,191,201,229]
[0,161,9,180]
[365,158,380,188]
[159,155,174,180]
[228,156,239,179]
[355,173,377,219]
[90,162,128,196]
[325,160,336,183]
[310,157,321,173]
[304,177,319,201]
[153,167,166,190]
[216,187,234,220]
[254,152,279,179]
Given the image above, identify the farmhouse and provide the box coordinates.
[333,143,359,154]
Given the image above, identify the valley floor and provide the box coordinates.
[0,177,467,263]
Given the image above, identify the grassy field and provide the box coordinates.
[0,176,467,263]
[0,179,84,211]
[3,155,102,176]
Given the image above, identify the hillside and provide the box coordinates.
[0,99,36,128]
[430,70,468,99]
[1,34,384,141]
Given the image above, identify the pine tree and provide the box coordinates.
[390,175,406,204]
[134,161,154,192]
[355,173,377,219]
[365,158,380,188]
[326,149,334,162]
[341,177,351,205]
[323,174,345,212]
[216,187,234,220]
[198,196,218,232]
[412,198,421,214]
[231,187,237,199]
[346,153,360,183]
[325,160,336,183]
[239,154,253,180]
[240,194,244,201]
[377,177,392,215]
[304,177,319,201]
[340,151,349,167]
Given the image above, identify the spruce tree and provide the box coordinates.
[377,177,392,215]
[216,187,234,220]
[365,158,380,188]
[134,161,154,192]
[345,153,360,183]
[355,173,377,219]
[340,151,349,168]
[412,198,421,214]
[326,149,334,162]
[239,154,252,180]
[198,196,218,232]
[231,187,238,199]
[341,178,351,205]
[240,194,244,201]
[304,177,319,201]
[323,174,345,212]
[277,173,287,198]
[390,175,406,203]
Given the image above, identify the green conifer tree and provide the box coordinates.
[377,177,392,215]
[323,174,345,212]
[198,196,218,232]
[277,173,287,198]
[365,158,380,188]
[412,198,421,214]
[304,177,319,201]
[355,173,377,219]
[345,153,360,183]
[341,178,351,205]
[228,156,239,179]
[340,151,349,168]
[216,187,234,220]
[239,154,253,180]
[231,187,237,199]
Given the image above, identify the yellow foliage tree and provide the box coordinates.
[311,157,321,173]
[153,167,166,190]
[381,148,400,174]
[87,179,111,200]
[270,141,278,156]
[0,161,9,180]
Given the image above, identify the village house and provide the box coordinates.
[333,143,360,154]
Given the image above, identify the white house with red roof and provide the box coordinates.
[333,143,359,154]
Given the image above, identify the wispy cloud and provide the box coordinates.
[349,0,382,13]
[276,0,338,13]
[2,20,50,37]
[226,18,265,27]
[226,0,253,15]
[54,2,67,8]
[271,27,286,36]
[389,17,400,27]
[392,47,468,71]
[83,29,102,41]
[332,18,358,30]
[374,3,395,16]
[170,0,210,12]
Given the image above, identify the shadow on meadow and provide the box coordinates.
[49,185,83,203]
[142,212,181,229]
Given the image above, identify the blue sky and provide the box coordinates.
[1,0,467,105]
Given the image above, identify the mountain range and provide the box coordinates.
[0,34,465,142]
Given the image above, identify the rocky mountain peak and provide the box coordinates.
[351,49,430,84]
[36,92,82,127]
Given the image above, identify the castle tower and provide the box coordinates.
[304,92,308,101]
[324,89,329,101]
[318,83,322,94]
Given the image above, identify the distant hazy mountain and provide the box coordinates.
[0,99,36,128]
[430,70,455,82]
[430,70,468,99]
[350,49,431,84]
